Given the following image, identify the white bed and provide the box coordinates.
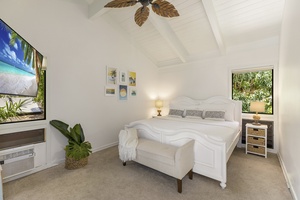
[126,96,242,189]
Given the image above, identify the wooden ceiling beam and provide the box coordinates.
[202,0,226,55]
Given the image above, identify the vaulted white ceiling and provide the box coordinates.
[86,0,285,67]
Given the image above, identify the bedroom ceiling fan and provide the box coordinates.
[104,0,179,27]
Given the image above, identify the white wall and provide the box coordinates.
[157,41,280,152]
[157,43,279,111]
[278,0,300,199]
[0,0,158,166]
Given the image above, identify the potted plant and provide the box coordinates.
[50,120,92,170]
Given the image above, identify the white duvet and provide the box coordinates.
[128,116,240,149]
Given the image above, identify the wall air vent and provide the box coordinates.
[0,146,35,179]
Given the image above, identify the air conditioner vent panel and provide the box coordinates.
[0,148,34,161]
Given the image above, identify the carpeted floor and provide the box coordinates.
[3,146,292,200]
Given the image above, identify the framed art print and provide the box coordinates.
[119,70,127,84]
[107,66,118,85]
[130,88,137,97]
[119,85,128,100]
[128,71,136,86]
[105,86,116,96]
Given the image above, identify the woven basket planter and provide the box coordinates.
[65,156,88,170]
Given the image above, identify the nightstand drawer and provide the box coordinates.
[247,144,265,155]
[248,128,265,136]
[248,136,265,145]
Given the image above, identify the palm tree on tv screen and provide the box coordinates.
[9,31,43,85]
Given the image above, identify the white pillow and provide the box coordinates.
[198,103,235,121]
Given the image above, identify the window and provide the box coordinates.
[232,68,273,114]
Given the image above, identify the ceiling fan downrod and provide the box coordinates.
[138,0,160,9]
[138,0,151,6]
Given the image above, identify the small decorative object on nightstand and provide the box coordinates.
[246,123,268,158]
[155,99,163,116]
[250,101,265,125]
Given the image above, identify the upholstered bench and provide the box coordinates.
[123,138,195,193]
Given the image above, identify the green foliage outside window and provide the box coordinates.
[232,69,273,114]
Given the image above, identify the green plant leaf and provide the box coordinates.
[50,120,92,161]
[65,141,92,160]
[50,120,73,141]
[74,123,85,143]
[69,127,81,145]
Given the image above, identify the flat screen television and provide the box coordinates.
[0,18,43,97]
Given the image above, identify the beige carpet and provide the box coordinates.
[3,146,292,200]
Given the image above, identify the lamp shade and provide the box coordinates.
[155,100,163,108]
[250,101,265,113]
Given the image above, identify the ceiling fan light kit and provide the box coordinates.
[104,0,179,26]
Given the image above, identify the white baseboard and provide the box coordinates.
[277,153,298,200]
[92,142,118,153]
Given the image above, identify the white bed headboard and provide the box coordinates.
[169,96,242,126]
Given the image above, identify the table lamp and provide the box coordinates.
[250,101,265,125]
[155,100,163,116]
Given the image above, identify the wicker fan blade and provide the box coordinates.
[151,0,179,18]
[135,6,150,26]
[105,0,137,8]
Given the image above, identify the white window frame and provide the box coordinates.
[229,64,278,153]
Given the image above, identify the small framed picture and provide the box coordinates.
[128,71,136,86]
[106,66,118,85]
[105,86,116,96]
[130,88,137,97]
[119,70,127,84]
[119,85,128,100]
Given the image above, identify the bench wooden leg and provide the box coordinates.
[177,170,193,193]
[188,169,193,180]
[123,162,126,166]
[177,179,182,193]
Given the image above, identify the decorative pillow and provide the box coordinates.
[198,103,235,121]
[168,109,184,118]
[185,110,203,119]
[204,110,225,121]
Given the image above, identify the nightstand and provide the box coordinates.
[245,123,268,158]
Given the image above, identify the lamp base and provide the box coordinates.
[252,114,261,126]
[157,109,161,116]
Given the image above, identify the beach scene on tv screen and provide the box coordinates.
[0,19,43,97]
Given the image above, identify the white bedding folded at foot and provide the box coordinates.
[118,128,138,162]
